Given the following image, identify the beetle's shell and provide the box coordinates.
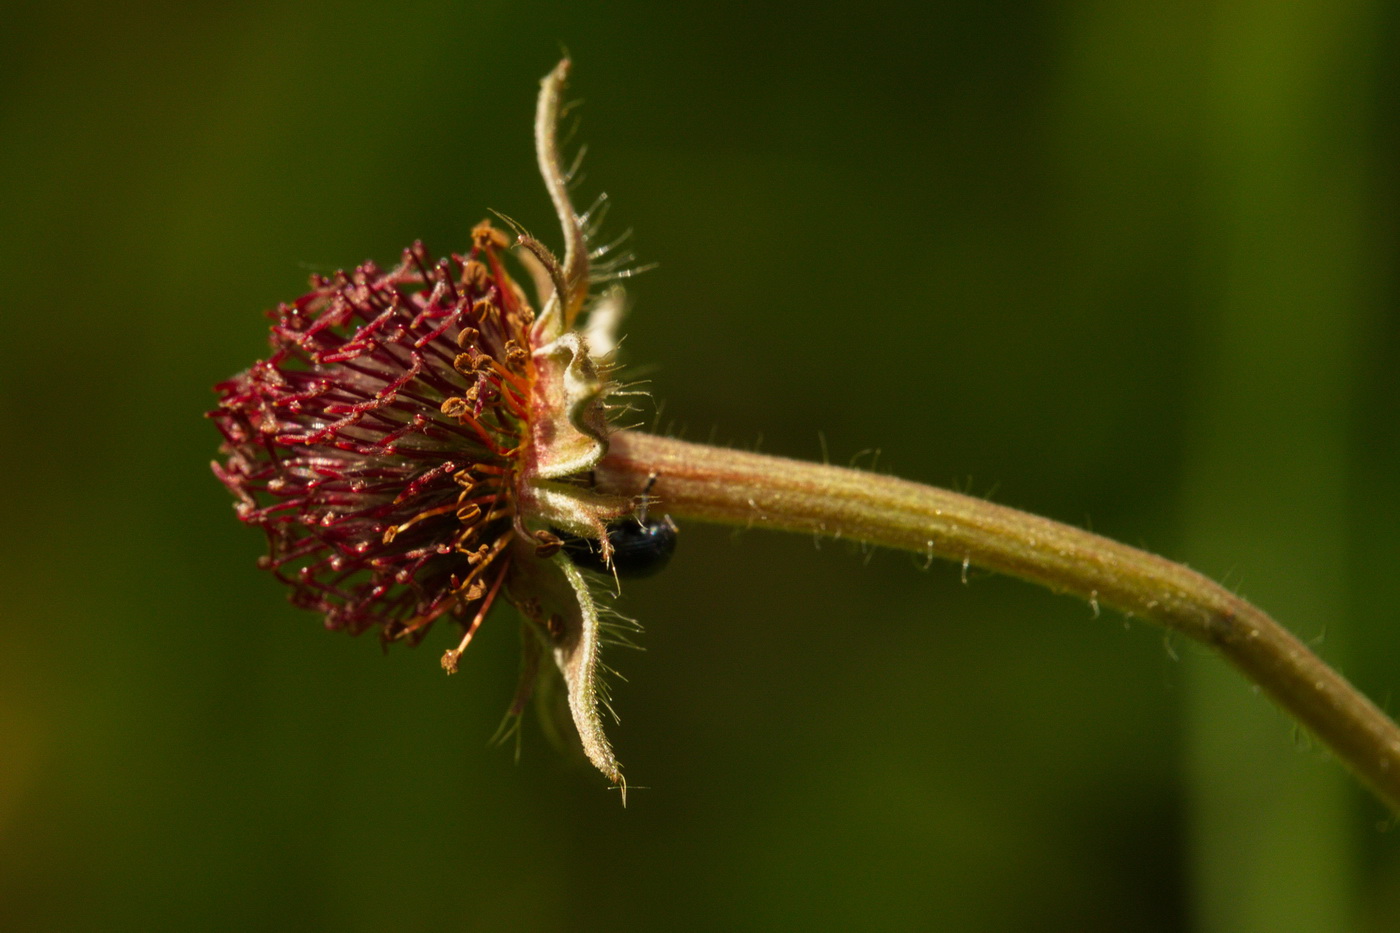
[559,517,678,578]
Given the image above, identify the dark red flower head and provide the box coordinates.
[210,223,533,649]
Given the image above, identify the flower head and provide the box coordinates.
[210,61,638,791]
[211,225,533,644]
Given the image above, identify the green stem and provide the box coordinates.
[597,429,1400,812]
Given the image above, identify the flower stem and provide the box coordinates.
[597,429,1400,812]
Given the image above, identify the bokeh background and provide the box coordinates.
[3,1,1399,930]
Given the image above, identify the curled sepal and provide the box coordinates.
[507,538,626,797]
[528,332,611,480]
[531,59,590,343]
[552,558,624,794]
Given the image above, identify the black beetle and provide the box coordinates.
[559,513,679,578]
[554,475,678,577]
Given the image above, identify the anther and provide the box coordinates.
[504,340,529,369]
[533,529,563,558]
[454,349,489,374]
[472,221,510,251]
[461,260,488,289]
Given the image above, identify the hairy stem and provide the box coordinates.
[597,430,1400,812]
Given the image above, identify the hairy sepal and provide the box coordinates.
[522,329,629,532]
[507,540,624,790]
[530,332,610,480]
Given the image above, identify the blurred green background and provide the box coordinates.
[3,1,1399,930]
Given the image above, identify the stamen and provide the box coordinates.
[440,559,510,675]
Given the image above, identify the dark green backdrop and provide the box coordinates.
[3,1,1399,930]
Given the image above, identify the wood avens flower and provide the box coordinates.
[210,61,635,790]
[214,59,1400,814]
